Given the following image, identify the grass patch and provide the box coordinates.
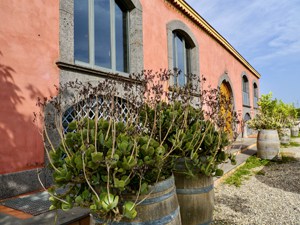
[280,141,300,148]
[291,136,299,139]
[224,156,269,187]
[224,154,298,187]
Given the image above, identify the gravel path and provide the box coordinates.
[212,158,300,225]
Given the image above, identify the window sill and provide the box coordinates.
[243,104,251,108]
[56,61,144,85]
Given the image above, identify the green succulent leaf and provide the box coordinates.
[49,196,55,202]
[61,202,72,211]
[191,151,198,161]
[140,182,148,194]
[49,205,56,211]
[91,152,103,163]
[75,196,83,204]
[82,189,90,200]
[118,141,129,152]
[114,178,126,189]
[67,121,77,131]
[218,151,227,161]
[100,193,119,211]
[74,155,83,170]
[122,156,136,170]
[215,169,224,176]
[123,201,137,219]
[101,175,108,182]
[98,132,105,146]
[90,204,97,211]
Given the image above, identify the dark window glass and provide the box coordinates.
[186,48,191,75]
[242,76,250,105]
[173,32,192,87]
[254,83,258,97]
[254,83,258,107]
[242,76,249,92]
[75,0,130,73]
[115,2,129,72]
[176,35,185,86]
[95,0,112,69]
[74,1,89,63]
[173,34,186,86]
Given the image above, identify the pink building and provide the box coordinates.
[0,0,260,198]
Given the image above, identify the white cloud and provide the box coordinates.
[186,0,300,66]
[186,0,300,104]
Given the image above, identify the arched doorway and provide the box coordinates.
[244,113,251,137]
[220,81,234,137]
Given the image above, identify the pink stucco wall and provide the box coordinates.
[0,1,59,174]
[0,0,259,175]
[141,0,259,119]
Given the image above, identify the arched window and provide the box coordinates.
[74,0,138,73]
[242,75,250,106]
[253,82,258,108]
[167,20,199,89]
[172,31,192,86]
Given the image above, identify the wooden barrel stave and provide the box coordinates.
[291,126,299,137]
[279,128,291,145]
[92,175,181,225]
[257,129,280,160]
[174,172,214,225]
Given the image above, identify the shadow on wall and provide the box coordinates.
[0,51,53,199]
[0,51,25,173]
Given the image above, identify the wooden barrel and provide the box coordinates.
[291,126,299,137]
[279,128,291,144]
[91,175,181,225]
[174,172,214,225]
[257,129,280,159]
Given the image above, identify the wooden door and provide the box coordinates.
[220,82,233,137]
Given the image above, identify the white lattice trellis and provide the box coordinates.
[62,96,136,133]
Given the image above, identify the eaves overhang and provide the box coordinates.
[167,0,261,79]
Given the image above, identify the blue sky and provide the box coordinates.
[186,0,300,107]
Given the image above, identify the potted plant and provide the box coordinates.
[247,93,281,159]
[284,103,298,137]
[139,78,238,225]
[36,73,182,224]
[48,118,180,224]
[291,121,300,137]
[276,100,294,144]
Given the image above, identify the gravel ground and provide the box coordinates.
[212,158,300,225]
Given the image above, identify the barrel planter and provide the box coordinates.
[291,126,299,137]
[174,172,214,225]
[279,128,291,145]
[91,175,181,225]
[257,129,280,160]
